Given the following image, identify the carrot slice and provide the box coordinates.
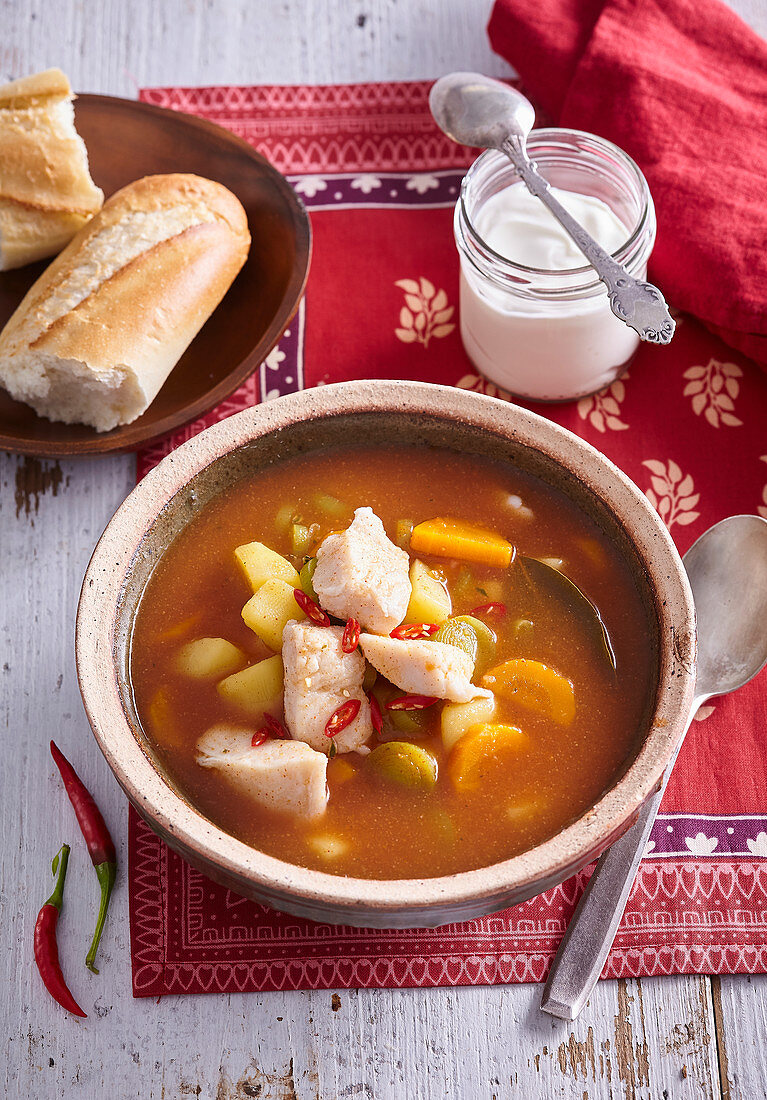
[448,723,529,791]
[482,658,575,726]
[410,517,514,568]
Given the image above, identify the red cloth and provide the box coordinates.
[488,0,767,366]
[130,81,767,998]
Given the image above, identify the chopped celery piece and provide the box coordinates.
[395,520,414,549]
[275,502,300,531]
[389,707,430,736]
[313,492,351,520]
[299,557,318,601]
[291,523,312,556]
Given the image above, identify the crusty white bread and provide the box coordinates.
[0,68,104,269]
[0,173,251,431]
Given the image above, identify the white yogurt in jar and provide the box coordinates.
[455,136,656,402]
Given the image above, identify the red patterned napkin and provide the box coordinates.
[130,81,767,997]
[488,0,767,367]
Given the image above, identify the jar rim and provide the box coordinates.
[459,128,652,280]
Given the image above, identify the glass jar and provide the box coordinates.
[454,129,657,402]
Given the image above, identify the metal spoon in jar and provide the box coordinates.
[429,72,675,345]
[541,514,767,1021]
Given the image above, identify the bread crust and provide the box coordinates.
[0,173,251,430]
[0,67,104,268]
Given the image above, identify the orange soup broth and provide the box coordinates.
[130,445,655,879]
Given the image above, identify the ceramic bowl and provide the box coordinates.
[76,381,696,928]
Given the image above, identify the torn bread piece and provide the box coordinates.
[0,173,250,431]
[283,620,372,754]
[0,68,104,270]
[196,724,328,820]
[312,507,411,634]
[360,633,493,703]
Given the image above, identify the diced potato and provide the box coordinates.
[217,654,284,717]
[482,658,575,725]
[175,637,246,679]
[404,559,451,624]
[235,541,300,593]
[448,723,529,791]
[308,833,350,859]
[441,695,496,752]
[410,517,514,569]
[241,579,306,651]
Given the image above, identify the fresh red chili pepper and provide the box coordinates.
[49,741,117,975]
[325,699,361,737]
[469,602,507,618]
[263,714,290,740]
[385,694,439,711]
[34,844,87,1018]
[251,729,269,747]
[293,588,331,627]
[342,618,361,653]
[369,693,383,734]
[390,623,440,640]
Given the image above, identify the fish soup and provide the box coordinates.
[130,444,656,879]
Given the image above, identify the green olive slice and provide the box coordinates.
[368,741,438,789]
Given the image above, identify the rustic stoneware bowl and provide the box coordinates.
[76,381,696,928]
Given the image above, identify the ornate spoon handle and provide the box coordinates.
[501,137,675,345]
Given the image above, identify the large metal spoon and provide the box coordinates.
[429,72,675,345]
[541,514,767,1020]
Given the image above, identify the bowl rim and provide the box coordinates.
[76,380,697,914]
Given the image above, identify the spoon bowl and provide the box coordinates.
[429,71,534,151]
[685,515,767,702]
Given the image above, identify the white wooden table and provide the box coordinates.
[2,2,766,1096]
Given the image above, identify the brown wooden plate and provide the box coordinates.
[0,94,311,457]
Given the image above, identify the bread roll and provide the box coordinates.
[0,173,251,431]
[0,68,104,270]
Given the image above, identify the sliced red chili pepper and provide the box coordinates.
[251,729,269,748]
[264,714,290,740]
[34,844,87,1018]
[342,618,361,653]
[325,699,361,737]
[293,588,331,627]
[469,602,507,618]
[389,623,440,640]
[50,741,117,976]
[385,694,439,711]
[369,693,383,734]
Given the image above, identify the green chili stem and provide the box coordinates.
[85,860,116,974]
[45,844,71,910]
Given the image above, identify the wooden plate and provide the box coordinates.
[0,95,311,457]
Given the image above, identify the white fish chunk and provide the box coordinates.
[196,724,328,820]
[359,634,492,703]
[282,620,372,753]
[313,506,411,634]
